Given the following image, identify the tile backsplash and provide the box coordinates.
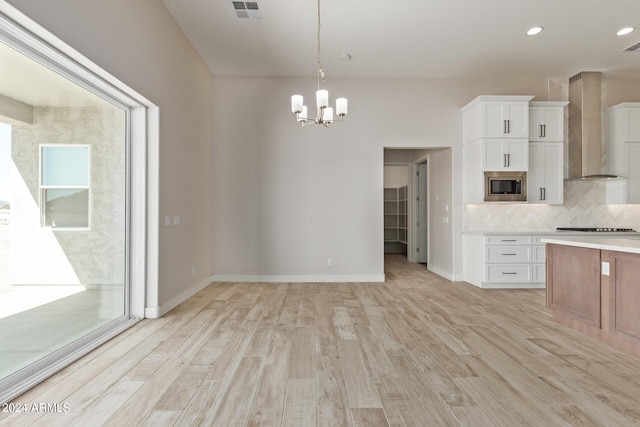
[464,180,640,232]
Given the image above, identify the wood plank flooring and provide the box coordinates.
[3,254,640,426]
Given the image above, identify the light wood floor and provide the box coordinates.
[3,254,640,426]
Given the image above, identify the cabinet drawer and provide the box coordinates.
[533,263,546,283]
[533,246,546,263]
[487,246,532,263]
[485,236,531,245]
[486,264,532,282]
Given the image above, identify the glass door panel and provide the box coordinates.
[0,40,128,382]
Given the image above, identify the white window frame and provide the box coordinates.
[39,143,92,230]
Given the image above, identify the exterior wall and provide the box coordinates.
[10,106,125,286]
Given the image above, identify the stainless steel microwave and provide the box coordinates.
[484,171,527,202]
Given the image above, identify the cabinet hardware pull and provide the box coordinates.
[506,153,510,167]
[507,119,510,133]
[502,272,518,275]
[502,253,517,256]
[543,124,546,137]
[540,124,543,138]
[503,153,507,167]
[543,187,546,200]
[501,239,517,242]
[539,188,543,201]
[503,120,507,134]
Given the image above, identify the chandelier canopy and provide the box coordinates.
[291,0,347,127]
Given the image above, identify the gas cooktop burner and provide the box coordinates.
[556,227,637,232]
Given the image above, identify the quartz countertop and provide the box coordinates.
[463,230,640,237]
[541,237,640,255]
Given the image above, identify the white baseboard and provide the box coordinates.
[210,274,385,283]
[144,275,214,318]
[427,265,454,281]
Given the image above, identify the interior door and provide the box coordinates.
[417,162,428,264]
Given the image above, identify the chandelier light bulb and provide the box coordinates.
[316,90,329,109]
[291,95,303,113]
[336,98,348,116]
[322,107,334,122]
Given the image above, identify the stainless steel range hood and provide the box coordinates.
[567,71,619,180]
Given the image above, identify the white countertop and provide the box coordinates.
[541,237,640,254]
[464,230,640,237]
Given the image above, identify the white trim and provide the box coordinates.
[144,275,214,319]
[452,273,465,282]
[145,272,387,318]
[427,265,455,282]
[210,274,386,283]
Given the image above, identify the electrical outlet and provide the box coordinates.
[173,216,181,225]
[164,216,171,226]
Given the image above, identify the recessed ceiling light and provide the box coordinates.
[527,26,543,36]
[617,27,635,36]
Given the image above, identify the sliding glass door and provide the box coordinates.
[0,16,136,397]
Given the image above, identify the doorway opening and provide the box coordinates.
[383,147,453,279]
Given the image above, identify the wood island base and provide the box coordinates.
[546,243,640,359]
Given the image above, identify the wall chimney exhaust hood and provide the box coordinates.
[567,71,619,180]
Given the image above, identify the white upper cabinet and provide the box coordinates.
[606,103,640,204]
[462,95,534,144]
[528,142,563,204]
[529,102,567,142]
[484,102,529,138]
[625,108,640,141]
[484,139,528,171]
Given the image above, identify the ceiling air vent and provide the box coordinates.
[231,1,262,20]
[624,41,640,52]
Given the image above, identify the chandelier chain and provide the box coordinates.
[316,0,324,90]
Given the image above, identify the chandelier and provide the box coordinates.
[291,0,347,127]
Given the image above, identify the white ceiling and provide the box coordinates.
[161,0,640,80]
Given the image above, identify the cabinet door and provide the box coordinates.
[542,143,564,204]
[530,107,563,141]
[626,143,640,203]
[504,140,528,171]
[485,102,529,138]
[528,144,545,202]
[528,143,562,204]
[625,108,640,142]
[484,140,506,170]
[485,140,528,171]
[484,103,506,137]
[505,103,529,138]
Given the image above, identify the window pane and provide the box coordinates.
[41,146,89,186]
[43,188,89,227]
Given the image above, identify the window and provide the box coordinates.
[39,145,91,229]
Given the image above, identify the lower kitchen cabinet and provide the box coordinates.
[463,234,542,289]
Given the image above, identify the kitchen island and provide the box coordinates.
[543,236,640,359]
